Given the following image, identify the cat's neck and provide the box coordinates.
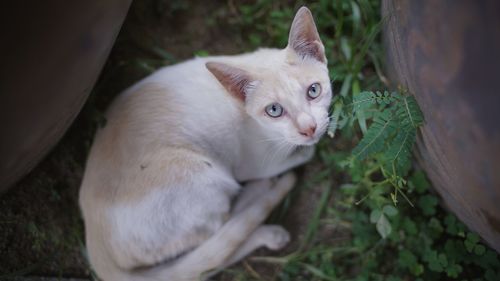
[196,110,277,175]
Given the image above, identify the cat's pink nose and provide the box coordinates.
[299,124,317,138]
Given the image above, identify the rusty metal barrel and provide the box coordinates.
[382,0,500,252]
[0,0,132,192]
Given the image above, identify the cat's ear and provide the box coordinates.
[206,62,256,102]
[287,6,326,63]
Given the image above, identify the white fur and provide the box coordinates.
[79,7,331,281]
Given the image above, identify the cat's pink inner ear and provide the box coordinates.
[288,6,326,63]
[206,62,254,102]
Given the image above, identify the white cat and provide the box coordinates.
[79,6,331,281]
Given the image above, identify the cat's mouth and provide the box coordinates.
[291,132,322,146]
[300,136,321,146]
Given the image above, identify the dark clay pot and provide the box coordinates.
[0,0,132,192]
[382,0,500,252]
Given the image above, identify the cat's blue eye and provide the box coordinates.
[265,103,283,118]
[307,83,322,99]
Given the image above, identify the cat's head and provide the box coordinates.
[207,6,331,146]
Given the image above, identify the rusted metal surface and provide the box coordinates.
[382,0,500,252]
[0,0,132,192]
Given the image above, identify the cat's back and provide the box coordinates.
[80,49,287,203]
[93,56,241,153]
[79,57,241,205]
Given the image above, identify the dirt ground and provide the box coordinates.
[0,1,334,279]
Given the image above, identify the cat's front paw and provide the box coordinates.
[273,172,296,195]
[258,225,291,251]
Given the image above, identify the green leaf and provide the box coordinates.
[395,95,424,130]
[350,0,361,31]
[485,269,500,281]
[382,205,398,217]
[424,250,444,272]
[370,209,382,223]
[390,192,398,205]
[339,74,352,97]
[413,264,424,276]
[398,249,417,268]
[151,46,176,62]
[446,263,462,278]
[249,33,262,46]
[302,264,336,281]
[417,195,438,216]
[444,215,459,235]
[352,109,397,160]
[438,253,448,267]
[467,232,480,244]
[383,128,416,177]
[402,217,418,235]
[465,240,475,253]
[350,90,395,112]
[480,250,500,268]
[376,213,391,239]
[444,239,465,259]
[427,219,444,240]
[382,91,392,104]
[193,50,209,57]
[351,91,376,111]
[409,171,430,194]
[465,232,481,253]
[340,36,352,60]
[474,244,486,256]
[352,81,368,134]
[328,101,344,138]
[394,247,423,275]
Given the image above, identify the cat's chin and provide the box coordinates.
[301,138,320,146]
[288,136,321,146]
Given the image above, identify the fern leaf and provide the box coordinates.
[380,91,396,105]
[351,91,377,112]
[396,96,424,130]
[383,128,416,177]
[351,91,397,111]
[352,109,397,160]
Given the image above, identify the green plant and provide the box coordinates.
[326,89,424,238]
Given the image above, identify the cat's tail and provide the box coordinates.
[128,172,296,281]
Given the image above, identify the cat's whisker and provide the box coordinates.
[284,143,297,157]
[261,138,287,166]
[260,137,279,162]
[256,136,287,144]
[269,140,293,164]
[319,121,329,132]
[261,144,274,166]
[258,135,298,166]
[270,140,288,163]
